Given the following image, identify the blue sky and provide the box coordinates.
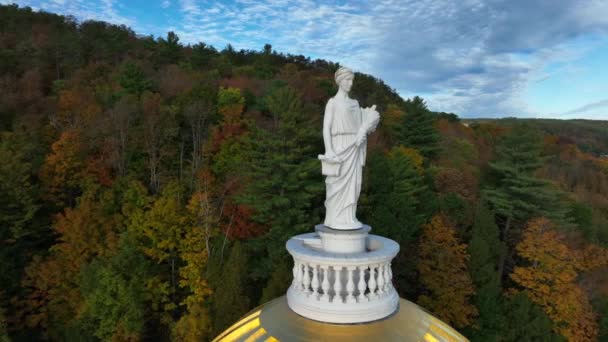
[4,0,608,119]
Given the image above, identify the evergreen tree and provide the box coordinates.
[468,203,506,340]
[500,292,564,342]
[0,131,45,301]
[119,63,153,96]
[157,31,182,65]
[259,261,292,304]
[361,147,434,297]
[0,132,40,239]
[238,85,322,277]
[365,147,431,242]
[211,242,250,337]
[395,96,440,159]
[482,124,572,280]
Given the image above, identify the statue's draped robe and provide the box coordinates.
[323,97,367,229]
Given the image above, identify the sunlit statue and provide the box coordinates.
[319,67,380,230]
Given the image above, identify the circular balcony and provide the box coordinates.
[286,228,400,324]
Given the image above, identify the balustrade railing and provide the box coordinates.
[291,261,394,304]
[286,232,400,323]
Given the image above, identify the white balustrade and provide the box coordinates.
[286,228,400,324]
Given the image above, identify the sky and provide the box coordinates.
[4,0,608,119]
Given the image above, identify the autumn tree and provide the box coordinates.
[172,182,217,341]
[105,94,137,176]
[417,214,477,328]
[133,182,186,315]
[18,198,120,338]
[141,91,177,192]
[39,130,87,207]
[53,88,101,131]
[178,83,217,188]
[510,217,599,341]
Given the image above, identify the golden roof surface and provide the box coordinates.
[213,296,469,342]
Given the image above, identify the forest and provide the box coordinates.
[1,4,608,341]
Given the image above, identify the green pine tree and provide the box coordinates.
[500,292,565,342]
[395,96,440,159]
[361,147,435,297]
[211,242,250,337]
[482,124,572,280]
[468,203,506,341]
[238,85,323,278]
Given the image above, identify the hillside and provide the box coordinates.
[1,4,607,341]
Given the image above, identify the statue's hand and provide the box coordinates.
[325,151,340,162]
[355,130,367,147]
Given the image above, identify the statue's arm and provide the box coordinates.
[323,100,336,157]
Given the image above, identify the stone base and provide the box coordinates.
[315,224,371,254]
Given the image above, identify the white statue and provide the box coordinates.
[319,67,380,230]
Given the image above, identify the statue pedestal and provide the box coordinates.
[315,224,370,254]
[286,223,400,324]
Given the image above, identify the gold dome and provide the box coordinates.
[213,296,468,342]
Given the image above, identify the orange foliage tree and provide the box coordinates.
[510,217,605,341]
[17,199,120,335]
[39,130,86,207]
[417,214,477,328]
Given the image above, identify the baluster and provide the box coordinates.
[346,267,356,303]
[311,264,320,298]
[388,264,393,289]
[303,263,311,295]
[377,264,385,296]
[368,264,377,299]
[295,261,303,291]
[384,263,391,292]
[333,266,343,303]
[357,266,367,302]
[321,265,330,302]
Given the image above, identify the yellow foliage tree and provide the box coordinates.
[217,87,245,125]
[417,214,477,328]
[39,130,86,206]
[179,187,216,309]
[388,146,424,174]
[510,217,601,341]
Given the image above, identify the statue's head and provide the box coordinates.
[335,66,354,93]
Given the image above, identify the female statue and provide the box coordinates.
[319,67,380,230]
